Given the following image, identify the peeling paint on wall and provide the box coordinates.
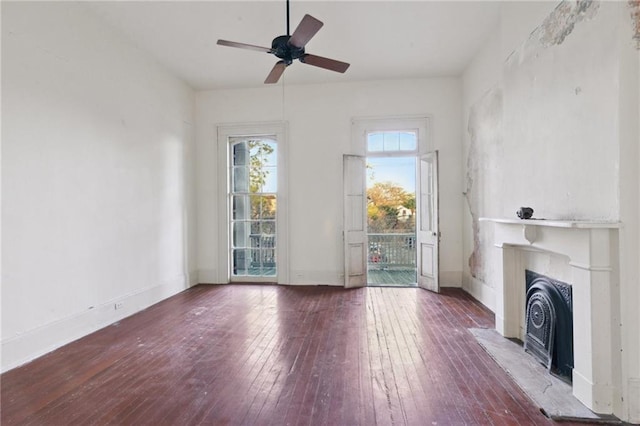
[630,0,640,48]
[538,0,600,47]
[465,87,503,282]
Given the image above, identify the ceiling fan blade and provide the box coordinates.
[265,61,287,84]
[300,54,350,73]
[288,14,323,48]
[217,39,273,53]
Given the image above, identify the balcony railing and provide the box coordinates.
[368,233,416,269]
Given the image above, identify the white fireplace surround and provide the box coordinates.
[480,218,621,415]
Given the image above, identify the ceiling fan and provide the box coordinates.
[217,0,350,84]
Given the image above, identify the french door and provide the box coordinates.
[417,152,439,292]
[343,155,367,288]
[343,151,439,291]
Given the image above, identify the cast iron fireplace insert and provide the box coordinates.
[524,270,574,381]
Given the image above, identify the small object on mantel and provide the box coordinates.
[517,207,534,219]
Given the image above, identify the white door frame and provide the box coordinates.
[217,122,289,284]
[349,116,432,287]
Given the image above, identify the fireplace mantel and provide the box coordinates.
[479,217,621,228]
[480,217,621,415]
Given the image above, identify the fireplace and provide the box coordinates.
[524,270,573,381]
[480,217,620,415]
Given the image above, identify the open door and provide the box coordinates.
[343,155,367,288]
[417,151,439,292]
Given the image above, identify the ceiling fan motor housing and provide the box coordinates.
[271,35,305,64]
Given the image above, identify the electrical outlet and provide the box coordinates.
[114,302,124,310]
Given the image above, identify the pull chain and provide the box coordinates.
[281,76,285,122]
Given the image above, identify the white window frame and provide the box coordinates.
[217,122,289,283]
[351,116,431,157]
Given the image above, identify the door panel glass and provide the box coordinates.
[420,160,433,232]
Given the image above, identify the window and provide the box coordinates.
[229,137,277,277]
[367,131,417,153]
[217,122,288,283]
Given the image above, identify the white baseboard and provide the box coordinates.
[462,273,495,312]
[289,270,342,285]
[188,270,199,287]
[1,276,189,373]
[628,378,640,423]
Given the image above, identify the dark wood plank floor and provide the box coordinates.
[1,285,589,425]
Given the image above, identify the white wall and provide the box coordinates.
[1,2,196,372]
[461,26,502,308]
[196,78,463,286]
[461,1,640,422]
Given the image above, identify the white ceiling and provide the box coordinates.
[84,1,501,90]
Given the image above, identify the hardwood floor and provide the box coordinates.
[1,285,589,425]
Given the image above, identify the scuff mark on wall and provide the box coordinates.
[538,0,600,47]
[465,87,503,282]
[629,0,640,48]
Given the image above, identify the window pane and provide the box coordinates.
[260,234,275,249]
[263,142,277,166]
[263,196,276,219]
[251,221,261,234]
[249,248,260,268]
[232,195,249,220]
[261,248,276,267]
[367,132,383,152]
[399,132,417,150]
[248,141,277,192]
[261,166,277,192]
[383,132,400,151]
[231,141,249,166]
[232,166,248,192]
[232,222,250,248]
[249,139,276,160]
[261,220,276,234]
[232,249,250,275]
[250,196,264,220]
[248,195,277,220]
